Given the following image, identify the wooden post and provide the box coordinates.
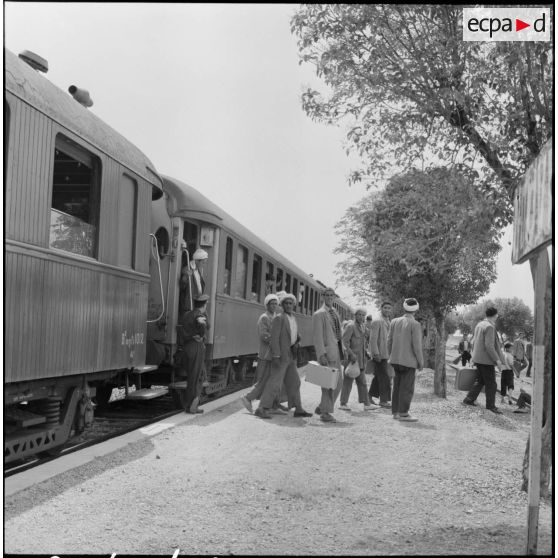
[525,250,547,555]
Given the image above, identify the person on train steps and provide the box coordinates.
[175,294,210,414]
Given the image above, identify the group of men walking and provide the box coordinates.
[241,287,424,423]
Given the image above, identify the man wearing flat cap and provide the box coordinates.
[175,294,210,414]
[179,247,208,316]
[312,287,344,423]
[254,293,312,419]
[387,298,424,422]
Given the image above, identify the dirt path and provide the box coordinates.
[4,363,553,555]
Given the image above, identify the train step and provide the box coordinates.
[125,387,168,401]
[168,381,188,391]
[132,365,159,375]
[6,407,47,427]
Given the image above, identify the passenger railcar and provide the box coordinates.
[143,176,354,398]
[4,49,163,462]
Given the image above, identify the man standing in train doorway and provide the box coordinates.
[175,294,210,414]
[179,247,208,316]
[312,287,344,423]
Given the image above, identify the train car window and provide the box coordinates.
[285,273,291,293]
[265,262,275,294]
[305,286,310,314]
[251,254,262,302]
[276,268,283,292]
[292,278,298,300]
[298,283,305,313]
[235,244,248,299]
[116,174,137,268]
[224,236,233,295]
[154,227,170,259]
[50,135,101,258]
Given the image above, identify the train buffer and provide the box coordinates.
[126,365,168,400]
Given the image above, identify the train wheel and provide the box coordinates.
[37,446,64,458]
[234,358,251,382]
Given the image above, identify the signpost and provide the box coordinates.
[511,138,552,555]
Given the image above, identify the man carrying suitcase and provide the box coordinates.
[462,306,505,414]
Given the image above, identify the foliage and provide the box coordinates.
[336,166,501,317]
[291,4,553,201]
[460,297,534,339]
[444,312,459,336]
[335,167,502,396]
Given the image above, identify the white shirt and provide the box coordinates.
[286,313,298,346]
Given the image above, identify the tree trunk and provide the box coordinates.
[433,313,447,398]
[521,250,553,497]
[423,316,436,369]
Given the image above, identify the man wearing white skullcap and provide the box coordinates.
[387,298,424,422]
[254,293,312,419]
[179,246,208,315]
[240,293,289,414]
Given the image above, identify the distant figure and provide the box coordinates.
[388,298,423,422]
[458,333,472,367]
[312,287,344,423]
[368,301,393,407]
[175,294,210,414]
[513,389,531,414]
[462,306,505,414]
[525,335,533,378]
[339,308,378,412]
[179,247,208,316]
[500,342,515,406]
[254,293,312,419]
[364,315,373,355]
[512,332,527,379]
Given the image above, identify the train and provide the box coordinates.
[4,48,352,463]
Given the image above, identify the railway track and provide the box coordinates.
[4,378,253,478]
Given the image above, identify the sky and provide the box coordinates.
[4,3,540,313]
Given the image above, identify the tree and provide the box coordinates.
[292,3,552,497]
[335,167,502,396]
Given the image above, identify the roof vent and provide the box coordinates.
[68,85,94,108]
[18,50,49,73]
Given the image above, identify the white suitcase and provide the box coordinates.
[304,361,339,390]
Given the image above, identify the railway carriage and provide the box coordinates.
[4,47,352,463]
[4,49,163,462]
[144,176,353,397]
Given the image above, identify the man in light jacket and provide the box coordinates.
[340,308,377,412]
[463,306,505,414]
[388,298,424,422]
[312,287,344,423]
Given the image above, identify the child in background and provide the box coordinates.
[500,342,515,406]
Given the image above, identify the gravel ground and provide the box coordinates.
[4,354,553,556]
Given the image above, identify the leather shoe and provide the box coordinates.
[186,409,204,414]
[294,410,312,417]
[314,406,321,416]
[462,398,477,407]
[488,407,503,415]
[320,413,336,423]
[255,408,272,419]
[189,397,200,413]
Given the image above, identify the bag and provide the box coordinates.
[344,361,360,379]
[365,359,375,375]
[455,367,484,392]
[305,361,339,390]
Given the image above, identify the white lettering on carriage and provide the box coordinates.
[121,330,145,347]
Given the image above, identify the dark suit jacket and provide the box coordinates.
[270,313,300,362]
